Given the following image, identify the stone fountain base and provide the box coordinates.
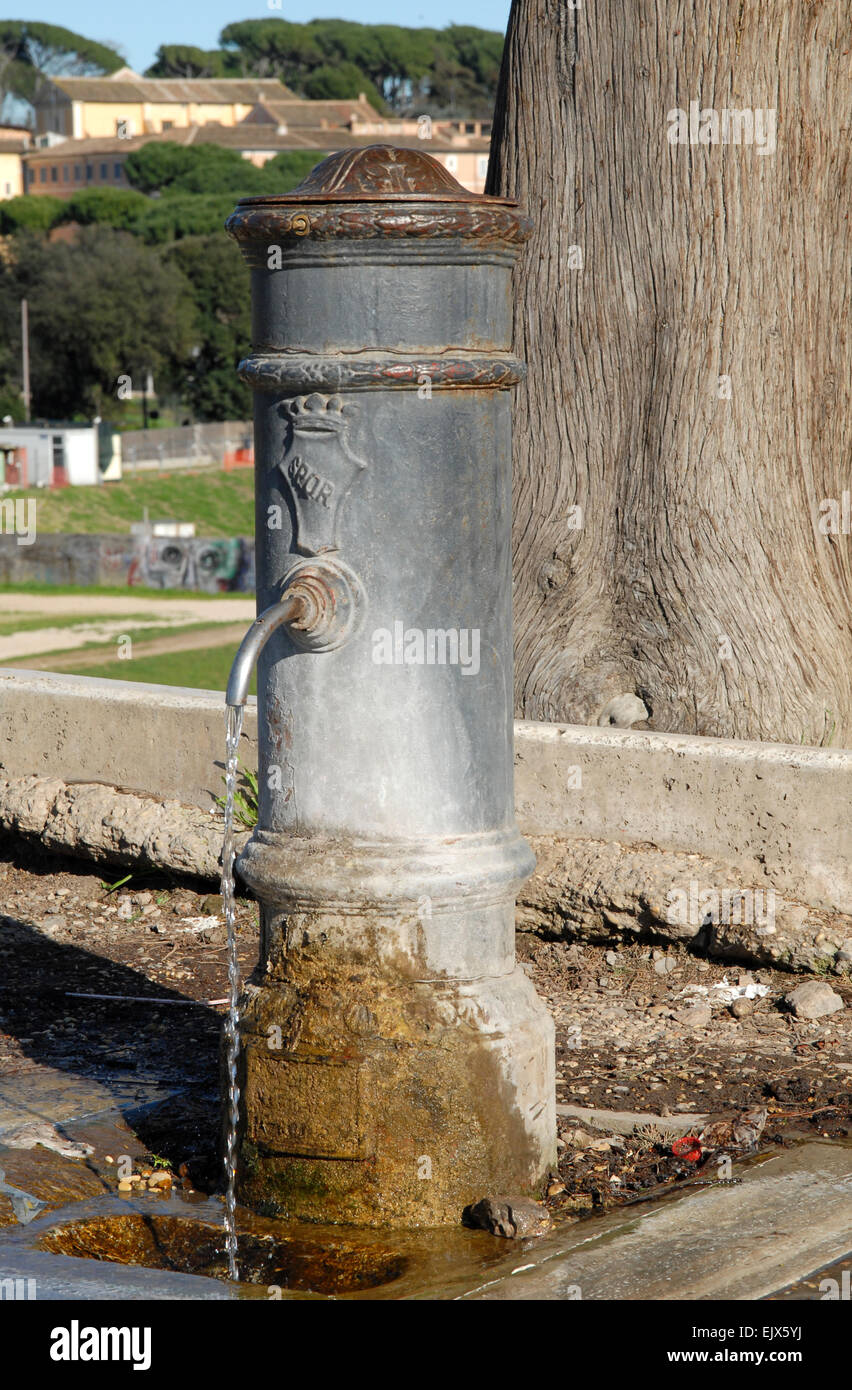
[233,894,555,1227]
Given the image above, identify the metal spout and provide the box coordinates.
[226,557,368,706]
[226,593,306,707]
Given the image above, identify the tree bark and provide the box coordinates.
[488,0,852,744]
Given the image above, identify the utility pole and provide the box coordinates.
[20,299,30,421]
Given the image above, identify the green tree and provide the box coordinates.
[164,235,251,421]
[124,144,323,219]
[125,142,274,197]
[302,62,385,111]
[0,21,122,115]
[131,194,239,245]
[59,187,149,230]
[145,44,226,79]
[219,19,322,83]
[0,385,25,419]
[0,194,63,233]
[217,18,503,114]
[6,227,195,419]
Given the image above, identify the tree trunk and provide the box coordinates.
[488,0,852,744]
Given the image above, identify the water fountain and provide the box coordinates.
[222,144,556,1230]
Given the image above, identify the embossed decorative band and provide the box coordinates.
[226,203,532,253]
[239,354,526,393]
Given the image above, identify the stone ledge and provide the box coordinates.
[521,834,852,973]
[0,774,248,882]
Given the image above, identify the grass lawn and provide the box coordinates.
[0,582,250,600]
[2,470,255,537]
[59,642,256,695]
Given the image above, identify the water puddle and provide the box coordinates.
[37,1211,408,1295]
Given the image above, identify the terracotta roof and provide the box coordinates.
[244,98,382,128]
[191,126,490,153]
[22,129,198,159]
[22,125,490,160]
[41,76,294,104]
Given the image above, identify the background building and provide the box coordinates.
[18,72,491,196]
[32,69,293,140]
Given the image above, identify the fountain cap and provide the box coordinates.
[226,144,532,252]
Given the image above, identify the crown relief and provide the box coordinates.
[284,393,349,431]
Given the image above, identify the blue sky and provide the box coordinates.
[24,3,512,73]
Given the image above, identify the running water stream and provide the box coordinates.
[221,702,245,1282]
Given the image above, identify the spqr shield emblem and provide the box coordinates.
[278,393,368,555]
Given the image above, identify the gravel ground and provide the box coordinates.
[518,933,852,1217]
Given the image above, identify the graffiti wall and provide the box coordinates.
[0,533,256,592]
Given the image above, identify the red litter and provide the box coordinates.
[671,1135,702,1162]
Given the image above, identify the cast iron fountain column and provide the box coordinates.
[226,145,555,1226]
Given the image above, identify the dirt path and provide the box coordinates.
[0,595,255,662]
[2,624,249,670]
[0,594,255,621]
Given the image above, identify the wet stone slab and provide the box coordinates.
[460,1143,852,1301]
[0,1141,849,1301]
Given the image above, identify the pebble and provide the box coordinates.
[41,915,67,931]
[731,998,753,1019]
[116,900,134,920]
[673,1003,712,1028]
[654,957,677,976]
[785,981,845,1020]
[605,951,619,967]
[117,1179,133,1192]
[466,1196,552,1238]
[568,1129,594,1150]
[134,892,153,907]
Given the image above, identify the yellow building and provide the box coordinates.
[0,134,28,198]
[34,68,294,141]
